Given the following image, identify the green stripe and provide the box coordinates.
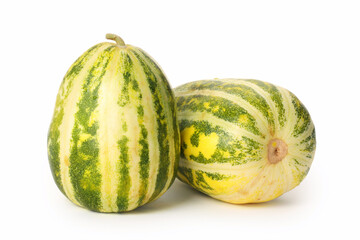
[176,94,263,137]
[290,158,310,182]
[117,51,150,207]
[195,171,214,191]
[116,52,140,211]
[138,125,149,205]
[136,48,179,152]
[117,135,131,211]
[300,128,316,153]
[136,49,162,75]
[178,166,194,186]
[179,119,263,165]
[130,49,170,202]
[47,44,104,195]
[69,46,114,211]
[196,170,233,191]
[293,158,306,167]
[118,52,133,107]
[136,48,180,192]
[176,80,275,132]
[194,170,231,191]
[290,92,311,137]
[203,171,231,180]
[47,108,65,194]
[172,81,194,92]
[136,48,176,109]
[247,79,286,127]
[116,53,133,210]
[136,107,150,206]
[64,43,104,81]
[62,44,104,98]
[178,167,232,194]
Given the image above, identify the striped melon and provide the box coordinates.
[175,79,316,203]
[47,34,180,212]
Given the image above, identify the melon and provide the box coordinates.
[47,34,180,212]
[175,79,316,203]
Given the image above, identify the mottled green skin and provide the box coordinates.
[48,41,179,212]
[177,95,263,137]
[247,79,286,127]
[69,46,114,210]
[47,44,102,194]
[178,167,233,192]
[300,128,316,154]
[179,120,263,165]
[130,49,171,202]
[177,80,276,132]
[175,79,316,200]
[47,109,64,194]
[117,136,131,211]
[138,125,150,205]
[137,48,180,191]
[290,92,312,137]
[116,51,142,209]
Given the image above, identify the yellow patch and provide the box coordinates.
[81,169,98,191]
[79,133,92,143]
[203,102,210,108]
[238,114,248,124]
[223,151,231,158]
[201,174,231,195]
[80,169,91,190]
[213,106,219,112]
[181,126,219,160]
[64,156,70,167]
[272,141,277,147]
[88,110,99,127]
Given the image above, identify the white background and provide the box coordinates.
[1,0,359,239]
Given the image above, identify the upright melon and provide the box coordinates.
[47,34,180,212]
[175,79,316,203]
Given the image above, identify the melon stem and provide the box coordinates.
[106,33,125,46]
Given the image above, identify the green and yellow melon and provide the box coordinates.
[175,79,316,203]
[47,34,180,212]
